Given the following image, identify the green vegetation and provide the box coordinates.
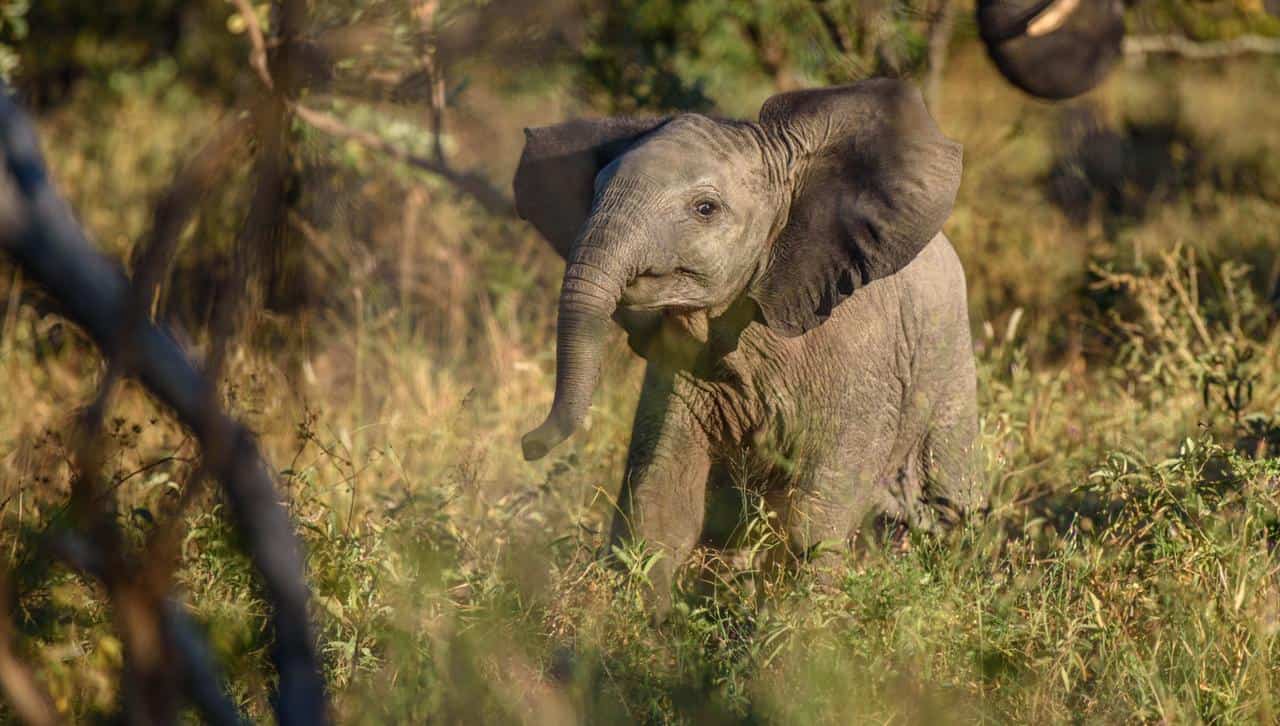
[3,1,1280,723]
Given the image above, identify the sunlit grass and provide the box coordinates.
[3,49,1280,723]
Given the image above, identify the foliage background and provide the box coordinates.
[3,0,1280,722]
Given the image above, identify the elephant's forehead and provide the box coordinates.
[616,115,761,187]
[652,115,758,158]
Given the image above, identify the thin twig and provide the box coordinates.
[1124,34,1280,59]
[412,1,446,166]
[292,103,514,217]
[230,0,275,90]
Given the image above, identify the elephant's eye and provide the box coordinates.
[692,199,719,219]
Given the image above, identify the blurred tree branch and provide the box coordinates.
[291,104,514,217]
[1124,34,1280,59]
[228,0,515,220]
[412,0,447,167]
[0,83,329,724]
[228,0,273,91]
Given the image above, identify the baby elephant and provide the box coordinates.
[515,79,984,610]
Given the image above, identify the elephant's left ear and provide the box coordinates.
[750,79,962,336]
[977,0,1125,100]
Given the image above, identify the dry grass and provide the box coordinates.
[2,44,1280,723]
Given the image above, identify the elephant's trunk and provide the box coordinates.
[522,229,634,461]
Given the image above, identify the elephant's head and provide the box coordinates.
[514,79,962,461]
[978,0,1126,100]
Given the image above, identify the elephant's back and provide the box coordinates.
[797,231,973,416]
[889,232,973,363]
[702,232,971,430]
[895,232,968,310]
[822,232,969,342]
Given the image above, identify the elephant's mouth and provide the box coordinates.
[620,267,706,311]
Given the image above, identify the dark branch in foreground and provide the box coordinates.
[0,87,330,726]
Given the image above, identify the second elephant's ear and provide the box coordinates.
[513,117,667,258]
[751,79,962,336]
[977,0,1125,100]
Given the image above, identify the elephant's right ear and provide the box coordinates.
[513,117,667,259]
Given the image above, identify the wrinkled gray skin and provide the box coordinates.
[514,80,985,613]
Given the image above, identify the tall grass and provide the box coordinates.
[3,46,1280,722]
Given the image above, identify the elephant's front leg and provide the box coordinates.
[770,464,860,571]
[766,433,891,585]
[609,366,711,616]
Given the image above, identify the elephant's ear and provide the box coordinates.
[750,79,962,336]
[977,0,1125,100]
[513,117,667,258]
